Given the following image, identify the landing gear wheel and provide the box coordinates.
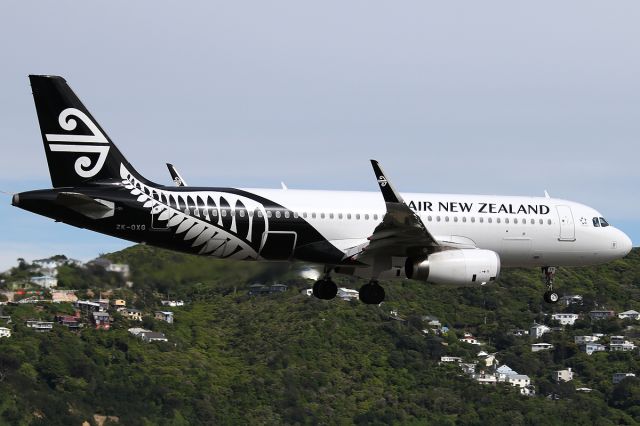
[543,291,559,304]
[312,279,338,300]
[359,282,385,305]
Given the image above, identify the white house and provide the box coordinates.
[30,275,58,289]
[613,373,636,385]
[555,368,574,383]
[551,313,579,326]
[140,331,168,343]
[618,310,640,320]
[584,343,606,355]
[460,333,481,345]
[507,374,531,389]
[0,327,11,338]
[337,288,359,301]
[440,356,462,363]
[609,336,636,352]
[531,343,554,352]
[160,300,185,307]
[473,373,497,385]
[530,323,551,339]
[107,263,130,277]
[575,335,600,345]
[496,365,517,382]
[559,295,583,306]
[154,311,174,324]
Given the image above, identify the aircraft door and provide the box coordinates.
[556,205,575,241]
[260,231,297,260]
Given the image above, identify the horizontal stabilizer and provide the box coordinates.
[56,192,114,219]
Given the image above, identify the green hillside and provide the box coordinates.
[0,246,639,425]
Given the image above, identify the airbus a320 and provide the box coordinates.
[13,75,633,304]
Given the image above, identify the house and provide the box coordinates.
[530,323,551,339]
[155,311,174,324]
[30,275,58,289]
[112,299,126,309]
[496,365,517,381]
[337,288,359,301]
[618,310,640,320]
[56,314,83,330]
[140,331,168,343]
[583,343,606,355]
[106,263,130,277]
[75,300,103,314]
[589,310,615,321]
[551,313,579,326]
[507,374,531,389]
[0,327,11,338]
[531,343,554,352]
[51,290,78,303]
[33,258,60,270]
[0,315,11,324]
[555,368,574,383]
[25,320,54,332]
[613,373,636,385]
[477,351,497,367]
[473,373,497,385]
[459,363,477,375]
[460,333,481,345]
[128,327,150,337]
[124,308,143,321]
[160,300,185,307]
[609,336,636,352]
[575,335,600,345]
[92,312,111,330]
[576,387,593,393]
[95,299,110,311]
[440,356,462,363]
[559,295,583,306]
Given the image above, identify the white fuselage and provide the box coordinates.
[243,188,632,268]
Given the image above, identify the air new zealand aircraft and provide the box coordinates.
[13,75,632,304]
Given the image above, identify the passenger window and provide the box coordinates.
[462,217,466,223]
[479,217,483,223]
[312,213,316,219]
[213,209,218,217]
[513,218,518,224]
[302,212,307,218]
[320,213,325,219]
[373,214,378,220]
[239,210,245,218]
[496,218,501,224]
[267,211,272,218]
[329,213,334,219]
[504,218,509,224]
[293,212,299,219]
[454,217,459,223]
[347,213,352,220]
[471,217,475,223]
[428,216,432,221]
[365,214,370,220]
[488,218,492,224]
[436,216,441,222]
[256,211,262,218]
[445,216,450,222]
[356,214,361,220]
[593,217,600,227]
[284,211,290,219]
[547,219,552,225]
[539,219,543,225]
[222,210,227,217]
[530,219,535,225]
[275,211,281,219]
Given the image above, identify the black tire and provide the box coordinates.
[543,291,559,304]
[313,279,337,300]
[359,283,385,304]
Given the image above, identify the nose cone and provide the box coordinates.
[619,230,633,257]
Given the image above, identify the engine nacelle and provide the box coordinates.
[405,249,501,285]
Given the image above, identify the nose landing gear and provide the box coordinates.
[542,266,559,304]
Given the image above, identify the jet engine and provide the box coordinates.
[405,249,501,285]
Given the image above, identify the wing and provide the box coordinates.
[347,160,440,263]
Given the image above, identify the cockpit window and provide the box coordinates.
[593,217,600,227]
[599,217,609,227]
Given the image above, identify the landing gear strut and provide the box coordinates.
[312,269,338,300]
[359,280,385,305]
[542,266,559,304]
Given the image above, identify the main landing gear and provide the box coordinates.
[312,271,338,300]
[542,266,559,304]
[359,280,385,305]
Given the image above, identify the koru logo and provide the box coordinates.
[377,175,388,187]
[45,108,110,178]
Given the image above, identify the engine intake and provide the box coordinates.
[405,249,501,285]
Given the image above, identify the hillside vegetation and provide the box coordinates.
[0,246,639,425]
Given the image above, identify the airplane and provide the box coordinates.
[12,75,633,305]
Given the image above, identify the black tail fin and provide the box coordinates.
[29,75,147,188]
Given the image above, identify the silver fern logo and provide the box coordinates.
[45,108,110,178]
